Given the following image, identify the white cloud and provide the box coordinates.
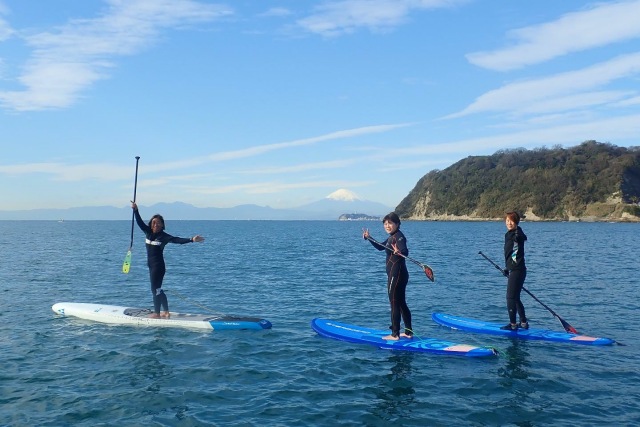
[401,114,640,156]
[297,0,463,37]
[446,52,640,119]
[467,0,640,71]
[0,0,232,111]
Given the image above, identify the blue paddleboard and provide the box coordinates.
[311,318,497,357]
[432,313,614,346]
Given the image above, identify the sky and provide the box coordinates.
[1,0,640,211]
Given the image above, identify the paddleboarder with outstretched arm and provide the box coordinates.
[131,202,204,319]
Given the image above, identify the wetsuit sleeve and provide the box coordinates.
[368,237,387,251]
[514,226,527,243]
[167,235,193,245]
[133,208,150,233]
[504,228,526,271]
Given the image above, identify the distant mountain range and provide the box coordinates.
[0,189,393,220]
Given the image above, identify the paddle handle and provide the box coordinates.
[479,251,507,276]
[129,156,140,248]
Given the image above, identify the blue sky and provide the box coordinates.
[1,0,640,211]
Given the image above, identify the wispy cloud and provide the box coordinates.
[206,123,412,162]
[614,95,640,107]
[0,162,133,181]
[377,158,448,173]
[401,114,640,156]
[0,1,13,82]
[0,123,409,182]
[0,5,13,42]
[467,0,640,71]
[297,0,464,37]
[238,159,356,174]
[192,179,374,195]
[134,123,411,173]
[513,90,635,116]
[0,0,232,111]
[446,53,640,119]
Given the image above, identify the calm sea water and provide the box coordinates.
[1,220,638,426]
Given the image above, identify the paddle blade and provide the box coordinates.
[423,265,435,282]
[560,318,579,334]
[122,250,132,274]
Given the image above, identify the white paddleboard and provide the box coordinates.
[52,302,272,331]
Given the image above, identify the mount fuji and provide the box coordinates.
[296,189,392,217]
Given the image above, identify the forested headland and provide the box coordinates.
[396,141,640,221]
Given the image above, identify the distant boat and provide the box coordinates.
[58,219,64,222]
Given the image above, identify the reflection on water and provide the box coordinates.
[498,339,531,382]
[372,353,416,423]
[495,340,535,427]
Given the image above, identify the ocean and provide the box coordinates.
[1,220,638,426]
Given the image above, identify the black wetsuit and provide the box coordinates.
[504,226,528,325]
[134,209,192,314]
[369,230,412,338]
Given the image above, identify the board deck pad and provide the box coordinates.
[311,318,497,357]
[432,313,614,346]
[53,302,272,331]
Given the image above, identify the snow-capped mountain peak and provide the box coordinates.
[326,189,361,201]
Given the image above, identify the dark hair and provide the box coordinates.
[382,212,401,226]
[148,214,165,231]
[505,211,520,225]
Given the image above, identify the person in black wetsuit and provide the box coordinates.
[131,202,205,319]
[362,212,412,341]
[501,211,529,331]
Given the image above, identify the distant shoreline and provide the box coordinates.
[1,217,638,222]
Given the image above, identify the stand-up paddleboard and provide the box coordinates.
[52,302,272,331]
[311,318,497,357]
[432,313,614,346]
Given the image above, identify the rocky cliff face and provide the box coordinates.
[396,141,640,222]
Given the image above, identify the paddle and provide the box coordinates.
[365,235,435,282]
[478,251,579,334]
[122,156,140,274]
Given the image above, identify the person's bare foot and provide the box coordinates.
[382,334,399,341]
[160,311,170,319]
[149,313,160,319]
[400,333,413,339]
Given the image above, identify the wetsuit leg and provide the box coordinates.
[387,275,400,337]
[515,269,527,322]
[388,272,411,337]
[149,264,166,314]
[159,289,169,312]
[506,269,526,324]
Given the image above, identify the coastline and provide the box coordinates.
[404,205,640,222]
